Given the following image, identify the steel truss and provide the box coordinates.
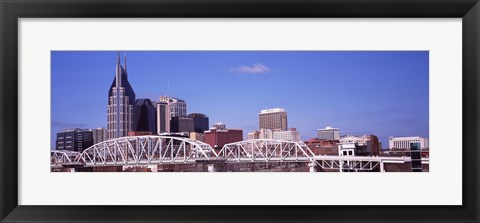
[50,136,428,172]
[52,136,217,167]
[219,139,316,162]
[51,150,82,167]
[315,159,380,171]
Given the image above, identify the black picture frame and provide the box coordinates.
[1,0,479,222]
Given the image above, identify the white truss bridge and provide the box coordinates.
[51,136,428,171]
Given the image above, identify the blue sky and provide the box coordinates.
[51,51,429,149]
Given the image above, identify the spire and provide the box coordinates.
[124,51,127,71]
[115,51,121,88]
[117,51,120,65]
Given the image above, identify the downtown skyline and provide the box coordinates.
[51,51,429,149]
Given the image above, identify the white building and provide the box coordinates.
[340,135,370,145]
[338,143,356,156]
[160,96,187,117]
[213,122,226,130]
[273,129,300,142]
[317,126,340,140]
[247,128,274,140]
[339,134,381,155]
[389,136,429,150]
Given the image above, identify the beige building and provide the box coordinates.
[273,129,301,142]
[247,128,274,140]
[89,127,107,145]
[189,132,205,142]
[258,108,288,131]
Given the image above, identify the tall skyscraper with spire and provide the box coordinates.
[107,52,136,139]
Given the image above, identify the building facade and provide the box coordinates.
[388,136,429,150]
[189,132,205,142]
[156,101,170,134]
[133,98,157,134]
[272,128,301,142]
[339,134,381,156]
[258,108,288,131]
[204,124,243,149]
[338,143,356,156]
[128,131,154,136]
[304,138,339,155]
[160,96,187,117]
[89,127,107,145]
[188,113,209,133]
[317,126,340,140]
[56,128,93,152]
[247,128,274,140]
[213,122,226,130]
[107,52,136,139]
[170,116,194,133]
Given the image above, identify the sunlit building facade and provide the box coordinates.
[258,108,288,131]
[107,52,136,139]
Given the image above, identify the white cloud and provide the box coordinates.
[230,63,270,74]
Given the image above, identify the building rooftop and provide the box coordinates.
[318,126,339,131]
[260,108,285,114]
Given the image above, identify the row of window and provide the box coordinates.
[393,140,421,148]
[107,112,132,122]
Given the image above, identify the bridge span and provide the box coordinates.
[51,136,428,172]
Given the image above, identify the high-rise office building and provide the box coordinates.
[56,128,93,152]
[156,101,170,134]
[170,116,194,133]
[317,126,340,140]
[258,108,288,131]
[188,113,209,133]
[133,98,157,134]
[160,96,187,117]
[107,52,136,139]
[89,127,107,144]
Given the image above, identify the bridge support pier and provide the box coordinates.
[308,161,317,172]
[207,164,216,172]
[380,162,385,172]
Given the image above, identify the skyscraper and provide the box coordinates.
[156,101,170,134]
[170,116,194,133]
[107,52,136,139]
[133,98,157,134]
[188,113,209,133]
[160,96,187,117]
[89,127,107,144]
[258,108,288,131]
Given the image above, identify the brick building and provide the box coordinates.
[304,138,339,155]
[204,124,243,149]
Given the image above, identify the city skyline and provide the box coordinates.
[51,51,429,149]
